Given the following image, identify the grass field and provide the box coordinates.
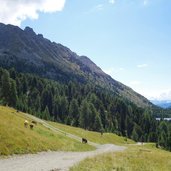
[0,106,94,156]
[0,105,133,156]
[70,144,171,171]
[1,106,171,170]
[49,122,135,145]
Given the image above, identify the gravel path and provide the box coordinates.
[0,144,126,171]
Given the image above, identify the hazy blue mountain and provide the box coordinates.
[0,23,153,108]
[151,100,171,109]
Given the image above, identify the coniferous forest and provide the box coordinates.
[0,67,170,151]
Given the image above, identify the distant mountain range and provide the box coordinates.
[151,100,171,109]
[0,23,153,108]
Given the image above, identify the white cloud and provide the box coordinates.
[144,89,171,101]
[129,81,141,86]
[143,0,149,6]
[103,67,125,75]
[85,4,104,14]
[157,90,171,101]
[95,4,104,11]
[109,0,116,5]
[88,0,116,14]
[0,0,66,26]
[119,67,124,71]
[103,67,115,75]
[137,64,148,68]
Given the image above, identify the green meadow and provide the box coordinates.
[0,106,94,156]
[70,144,171,171]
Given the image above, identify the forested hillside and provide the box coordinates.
[0,67,170,151]
[153,107,171,118]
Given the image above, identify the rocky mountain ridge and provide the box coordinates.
[0,23,153,108]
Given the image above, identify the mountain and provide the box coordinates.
[151,100,171,109]
[0,23,152,108]
[1,23,171,152]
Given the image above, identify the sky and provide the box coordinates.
[0,0,171,101]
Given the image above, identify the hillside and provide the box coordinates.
[0,105,134,156]
[0,67,159,143]
[0,23,153,108]
[0,106,170,171]
[0,106,94,155]
[49,121,135,145]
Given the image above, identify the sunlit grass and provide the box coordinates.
[0,106,94,156]
[70,144,171,171]
[49,122,135,145]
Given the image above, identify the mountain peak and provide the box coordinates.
[24,26,36,36]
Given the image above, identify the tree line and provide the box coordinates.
[0,67,170,151]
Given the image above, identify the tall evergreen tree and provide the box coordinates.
[1,70,11,105]
[9,79,18,107]
[59,96,68,122]
[42,106,51,120]
[79,100,90,129]
[94,113,103,132]
[68,99,79,126]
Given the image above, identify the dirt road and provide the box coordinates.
[0,144,125,171]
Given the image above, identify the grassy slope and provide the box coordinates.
[2,106,170,170]
[70,144,171,171]
[49,122,135,145]
[0,106,94,156]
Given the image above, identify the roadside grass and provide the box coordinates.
[49,122,135,145]
[70,143,171,171]
[0,106,94,156]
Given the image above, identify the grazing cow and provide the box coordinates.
[31,120,37,125]
[24,120,28,128]
[82,138,88,144]
[30,124,34,130]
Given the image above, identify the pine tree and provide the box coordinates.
[59,96,68,122]
[9,79,18,107]
[131,124,142,142]
[1,70,11,105]
[69,99,79,126]
[79,100,90,129]
[131,126,139,142]
[43,106,51,120]
[52,96,60,121]
[22,76,28,94]
[35,95,41,112]
[158,121,168,148]
[88,103,97,130]
[158,131,167,148]
[94,113,103,132]
[9,68,17,80]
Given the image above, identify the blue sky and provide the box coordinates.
[0,0,171,100]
